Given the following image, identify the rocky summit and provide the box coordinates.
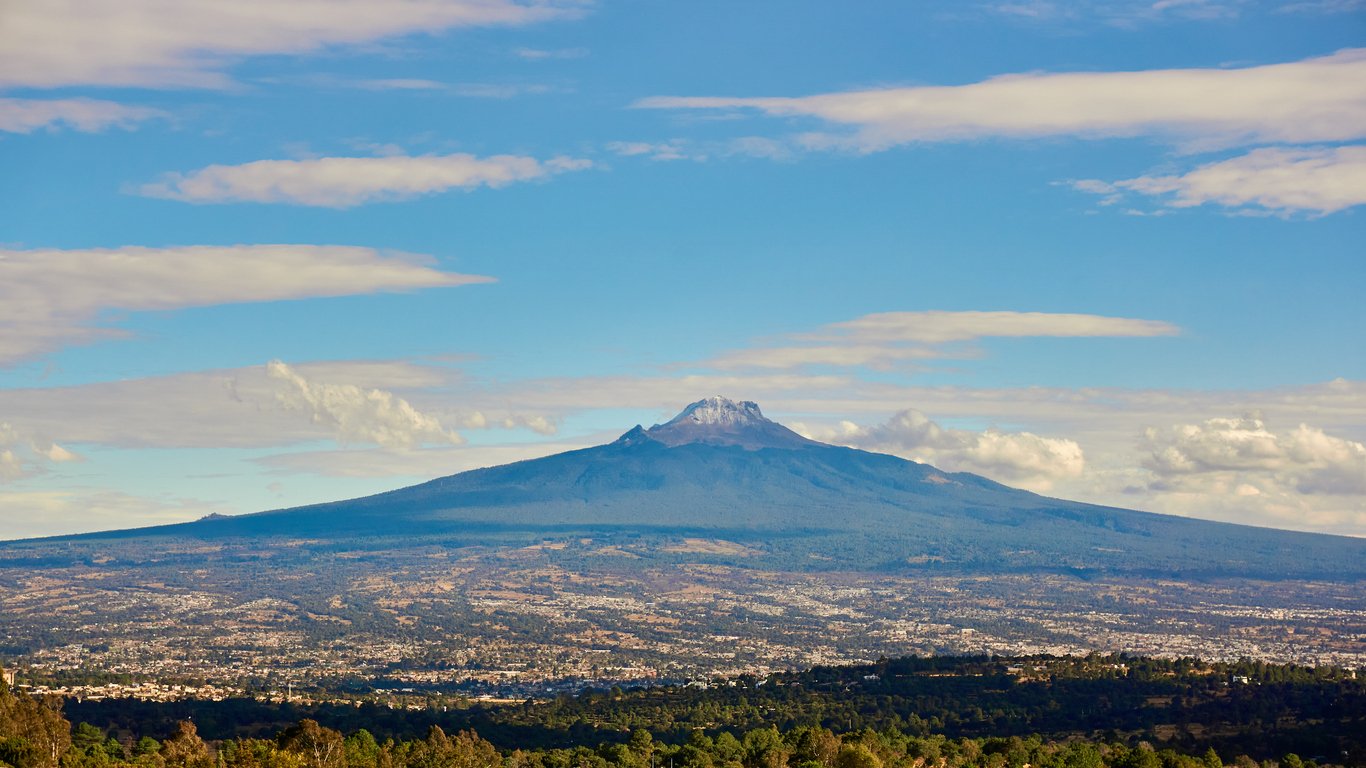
[631,396,816,449]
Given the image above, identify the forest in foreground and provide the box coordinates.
[2,655,1361,768]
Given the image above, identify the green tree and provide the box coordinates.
[69,726,104,755]
[343,731,380,768]
[0,682,70,768]
[399,727,499,768]
[160,722,212,768]
[741,728,787,768]
[831,745,879,768]
[279,721,344,768]
[787,730,838,768]
[1059,743,1103,768]
[627,731,654,764]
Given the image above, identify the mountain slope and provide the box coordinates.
[43,397,1366,580]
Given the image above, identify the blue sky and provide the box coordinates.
[1,0,1364,538]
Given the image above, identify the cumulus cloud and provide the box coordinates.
[0,424,23,481]
[809,408,1085,491]
[454,411,559,435]
[0,0,583,90]
[0,451,20,482]
[636,49,1366,151]
[705,310,1179,371]
[1075,145,1366,215]
[0,359,561,453]
[0,244,491,363]
[1143,414,1366,495]
[140,153,591,207]
[266,360,463,450]
[0,422,82,482]
[0,98,163,133]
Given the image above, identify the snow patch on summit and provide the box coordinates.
[665,396,767,428]
[623,396,817,450]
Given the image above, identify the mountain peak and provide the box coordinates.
[622,396,816,450]
[664,396,766,428]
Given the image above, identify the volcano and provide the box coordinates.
[25,397,1366,579]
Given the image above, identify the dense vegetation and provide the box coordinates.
[3,656,1356,768]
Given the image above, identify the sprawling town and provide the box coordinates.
[3,537,1361,700]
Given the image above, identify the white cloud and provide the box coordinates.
[0,425,23,481]
[0,451,20,482]
[989,2,1067,19]
[0,359,559,451]
[513,46,588,60]
[707,344,948,371]
[1144,414,1366,495]
[984,0,1247,24]
[806,408,1085,492]
[636,49,1366,151]
[1065,412,1366,534]
[0,244,491,363]
[1078,145,1366,215]
[356,78,447,91]
[606,141,691,162]
[1277,0,1366,13]
[458,412,559,435]
[0,98,163,133]
[606,137,798,163]
[0,0,584,90]
[280,75,558,98]
[724,136,798,161]
[266,360,462,450]
[140,153,591,207]
[0,422,82,482]
[820,310,1180,343]
[1111,0,1244,23]
[704,311,1178,371]
[448,83,555,99]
